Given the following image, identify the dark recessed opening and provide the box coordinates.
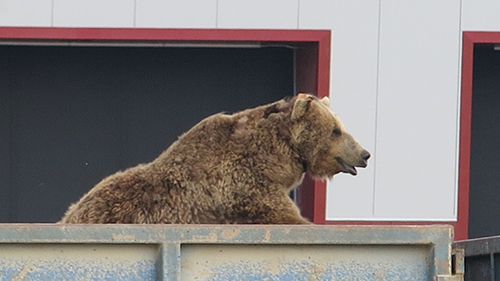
[468,44,500,238]
[0,45,294,222]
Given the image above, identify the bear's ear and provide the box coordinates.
[320,96,330,106]
[292,94,313,120]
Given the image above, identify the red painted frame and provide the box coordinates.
[313,32,498,241]
[456,32,500,240]
[0,26,331,223]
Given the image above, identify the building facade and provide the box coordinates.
[1,0,499,240]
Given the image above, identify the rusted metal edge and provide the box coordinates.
[453,235,500,257]
[0,224,453,245]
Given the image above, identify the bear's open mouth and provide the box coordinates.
[335,157,358,176]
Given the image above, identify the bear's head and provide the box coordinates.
[290,93,370,179]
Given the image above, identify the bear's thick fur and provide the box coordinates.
[59,94,370,224]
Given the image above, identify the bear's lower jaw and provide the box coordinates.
[335,157,358,176]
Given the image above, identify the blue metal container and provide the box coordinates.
[0,224,462,280]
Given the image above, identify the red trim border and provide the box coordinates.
[456,32,474,241]
[312,32,492,241]
[0,27,330,43]
[0,26,331,224]
[456,31,500,240]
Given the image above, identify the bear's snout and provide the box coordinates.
[356,150,371,168]
[361,150,371,162]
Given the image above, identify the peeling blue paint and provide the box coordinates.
[203,260,430,281]
[0,260,156,280]
[181,245,433,281]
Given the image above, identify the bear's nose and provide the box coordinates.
[361,150,371,161]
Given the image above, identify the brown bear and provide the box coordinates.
[59,94,370,224]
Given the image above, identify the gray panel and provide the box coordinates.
[181,244,432,280]
[0,244,158,280]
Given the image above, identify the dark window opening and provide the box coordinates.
[0,45,294,222]
[469,44,500,238]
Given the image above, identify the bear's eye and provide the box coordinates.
[332,128,341,137]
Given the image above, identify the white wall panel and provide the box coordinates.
[462,0,500,31]
[217,0,298,29]
[53,0,135,27]
[0,0,52,27]
[375,0,461,220]
[135,0,217,28]
[299,1,380,220]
